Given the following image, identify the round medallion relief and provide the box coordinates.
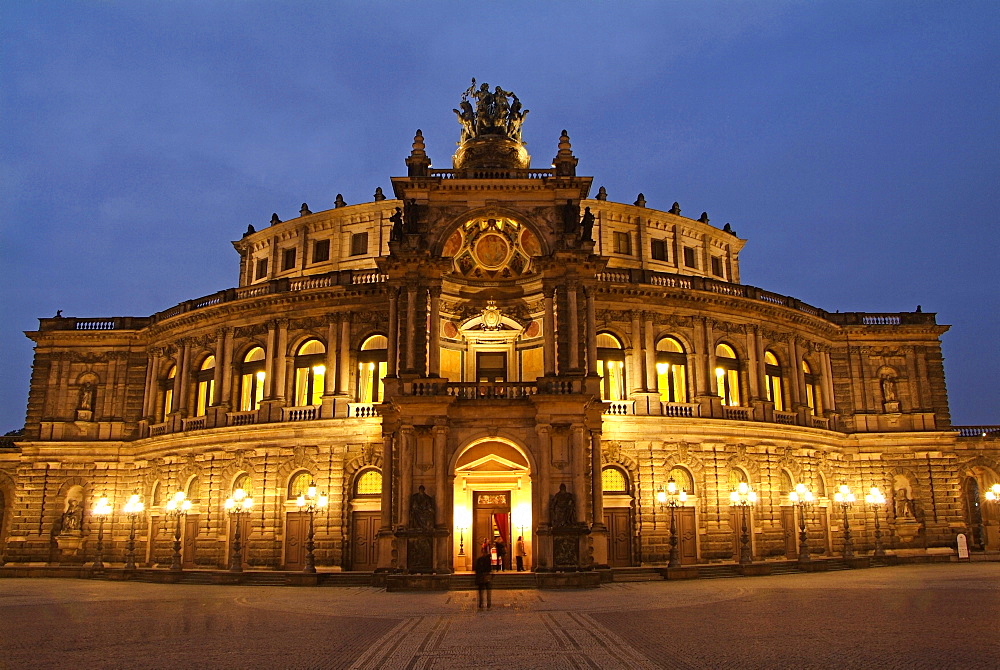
[474,233,510,269]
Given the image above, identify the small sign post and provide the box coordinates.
[957,533,970,560]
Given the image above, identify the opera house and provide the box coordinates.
[2,83,997,579]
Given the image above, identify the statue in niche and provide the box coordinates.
[403,199,419,233]
[409,485,435,530]
[62,499,83,533]
[580,207,595,242]
[389,207,404,242]
[550,483,576,528]
[881,376,898,403]
[78,383,95,411]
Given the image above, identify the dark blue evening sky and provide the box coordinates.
[2,1,998,431]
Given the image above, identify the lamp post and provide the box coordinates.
[458,527,466,556]
[983,484,1000,550]
[91,495,112,570]
[834,484,856,559]
[658,477,688,567]
[865,486,887,558]
[122,493,145,570]
[224,488,253,573]
[165,491,193,571]
[788,483,814,563]
[295,482,328,573]
[729,482,757,565]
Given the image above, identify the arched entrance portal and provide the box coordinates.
[453,439,532,572]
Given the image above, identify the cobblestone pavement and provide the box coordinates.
[1,564,998,669]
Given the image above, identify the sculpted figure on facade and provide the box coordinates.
[456,79,529,142]
[550,483,576,528]
[409,485,435,530]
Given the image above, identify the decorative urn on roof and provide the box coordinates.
[452,79,531,171]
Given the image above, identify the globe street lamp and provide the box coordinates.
[122,493,145,570]
[834,484,856,559]
[165,491,193,571]
[658,477,688,568]
[295,482,328,573]
[729,482,757,565]
[865,486,887,558]
[983,483,1000,549]
[91,495,113,571]
[788,483,814,563]
[224,488,253,573]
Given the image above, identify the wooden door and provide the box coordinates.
[781,507,798,559]
[182,514,199,568]
[816,508,831,555]
[677,507,698,565]
[284,511,308,570]
[604,507,633,567]
[351,511,379,571]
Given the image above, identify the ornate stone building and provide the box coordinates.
[2,83,998,574]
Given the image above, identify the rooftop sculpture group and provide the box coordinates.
[454,79,529,144]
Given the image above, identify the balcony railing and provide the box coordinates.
[663,402,700,418]
[604,400,634,415]
[774,410,798,425]
[956,426,1000,438]
[282,405,318,422]
[347,403,379,418]
[446,382,539,400]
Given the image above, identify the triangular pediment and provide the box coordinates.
[456,454,529,474]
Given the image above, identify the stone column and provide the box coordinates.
[434,426,448,526]
[536,425,551,525]
[220,327,234,409]
[212,329,226,405]
[324,317,337,396]
[399,427,414,526]
[630,311,644,393]
[573,425,587,523]
[584,287,597,377]
[820,349,836,413]
[542,287,556,376]
[263,322,277,399]
[405,286,417,374]
[142,350,158,419]
[705,319,717,395]
[387,289,399,378]
[567,282,580,371]
[428,286,441,377]
[381,433,394,529]
[644,314,657,391]
[174,340,190,414]
[339,314,351,394]
[590,431,604,524]
[748,325,762,401]
[693,318,708,396]
[274,319,288,401]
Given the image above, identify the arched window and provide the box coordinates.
[354,469,382,497]
[597,333,626,401]
[240,347,266,411]
[715,344,740,407]
[802,360,821,415]
[233,473,253,497]
[601,466,629,494]
[186,476,201,504]
[727,468,749,489]
[668,466,695,495]
[287,471,314,500]
[195,355,216,417]
[294,339,326,407]
[358,335,388,403]
[656,337,688,403]
[764,351,784,411]
[162,365,176,421]
[779,470,794,496]
[151,481,162,507]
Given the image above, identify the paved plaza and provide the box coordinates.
[1,563,999,669]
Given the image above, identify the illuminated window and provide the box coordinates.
[715,343,740,406]
[287,471,314,500]
[358,335,387,403]
[233,473,252,497]
[293,339,326,407]
[728,468,749,488]
[281,248,296,271]
[669,466,694,495]
[350,232,368,256]
[656,337,687,403]
[162,364,176,420]
[195,355,216,417]
[186,476,201,503]
[764,351,784,411]
[255,257,268,280]
[803,360,821,415]
[312,239,330,263]
[601,466,628,494]
[597,333,626,401]
[355,469,382,497]
[779,470,794,496]
[240,347,266,411]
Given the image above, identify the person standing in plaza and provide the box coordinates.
[515,535,526,571]
[494,536,506,571]
[474,546,493,609]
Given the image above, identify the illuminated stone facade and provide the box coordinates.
[2,85,998,573]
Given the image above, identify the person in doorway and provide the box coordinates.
[515,535,526,571]
[494,536,506,571]
[474,545,493,609]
